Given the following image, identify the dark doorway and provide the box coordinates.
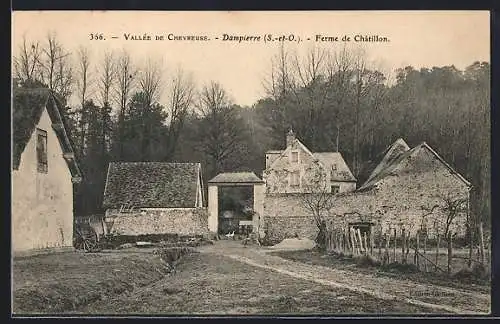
[218,186,254,235]
[349,222,375,236]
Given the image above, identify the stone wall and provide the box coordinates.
[105,207,209,236]
[263,147,470,243]
[12,106,74,253]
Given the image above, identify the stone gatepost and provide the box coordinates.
[253,183,265,237]
[208,185,218,233]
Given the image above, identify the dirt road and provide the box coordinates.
[198,241,490,314]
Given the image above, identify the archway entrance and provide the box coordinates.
[207,172,265,237]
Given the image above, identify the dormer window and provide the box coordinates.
[291,151,299,163]
[36,128,48,173]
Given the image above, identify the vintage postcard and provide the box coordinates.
[11,10,491,316]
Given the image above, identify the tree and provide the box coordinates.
[137,58,163,160]
[197,81,246,178]
[300,161,336,251]
[38,31,73,104]
[74,46,93,158]
[114,49,137,159]
[13,35,42,84]
[121,91,168,161]
[164,67,195,159]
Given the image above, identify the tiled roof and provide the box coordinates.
[103,162,201,208]
[358,141,471,191]
[208,172,264,184]
[360,138,410,187]
[12,87,82,180]
[313,152,357,182]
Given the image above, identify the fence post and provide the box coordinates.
[415,232,420,269]
[406,231,411,263]
[479,221,485,265]
[363,232,368,254]
[370,229,374,256]
[393,228,397,263]
[378,227,382,259]
[350,227,356,255]
[401,228,406,263]
[436,233,440,272]
[423,232,428,272]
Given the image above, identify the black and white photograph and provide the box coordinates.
[11,10,491,316]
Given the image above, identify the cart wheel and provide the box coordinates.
[74,225,99,252]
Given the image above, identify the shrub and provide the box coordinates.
[355,255,381,268]
[452,263,489,281]
[381,262,420,273]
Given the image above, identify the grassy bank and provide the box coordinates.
[270,249,490,293]
[12,249,188,314]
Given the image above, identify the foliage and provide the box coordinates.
[12,35,490,223]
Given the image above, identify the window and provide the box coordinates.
[36,129,48,173]
[330,164,338,178]
[290,171,300,187]
[331,185,340,194]
[291,151,299,163]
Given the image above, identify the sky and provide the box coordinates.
[12,11,490,107]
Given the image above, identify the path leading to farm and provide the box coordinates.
[198,241,490,314]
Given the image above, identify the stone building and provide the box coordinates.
[102,162,209,236]
[263,138,472,243]
[263,129,356,194]
[12,88,82,254]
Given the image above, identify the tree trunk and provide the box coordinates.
[447,233,453,276]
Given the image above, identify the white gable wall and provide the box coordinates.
[12,106,74,253]
[263,140,326,194]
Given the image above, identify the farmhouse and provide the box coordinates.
[263,129,356,194]
[263,138,472,242]
[12,88,82,254]
[102,162,209,236]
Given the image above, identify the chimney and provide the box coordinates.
[286,128,295,147]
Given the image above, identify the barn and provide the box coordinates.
[102,162,209,236]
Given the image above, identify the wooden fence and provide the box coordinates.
[325,222,488,274]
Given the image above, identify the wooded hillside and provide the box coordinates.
[13,34,490,226]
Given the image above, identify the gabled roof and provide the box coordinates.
[103,162,202,209]
[313,152,357,182]
[208,172,264,184]
[358,141,471,191]
[12,87,82,182]
[362,138,410,186]
[265,138,356,182]
[267,138,318,170]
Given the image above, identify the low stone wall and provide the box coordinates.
[262,143,471,244]
[105,207,209,236]
[263,190,468,243]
